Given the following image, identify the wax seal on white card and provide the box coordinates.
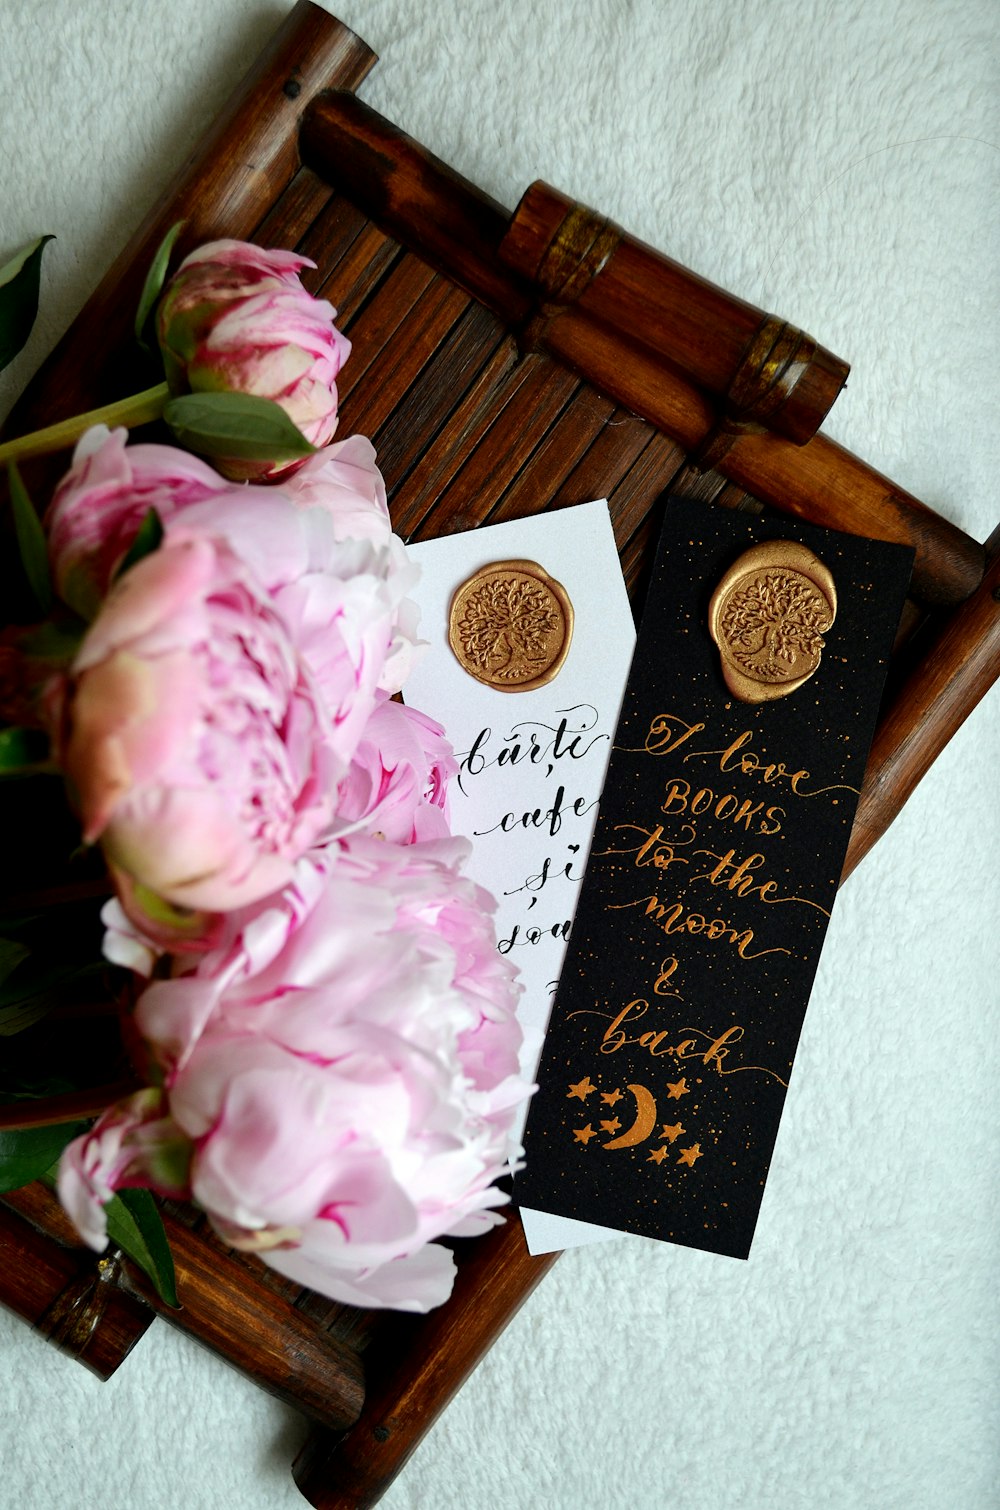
[708,541,837,702]
[448,558,574,691]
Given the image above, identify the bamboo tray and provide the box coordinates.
[1,6,997,1507]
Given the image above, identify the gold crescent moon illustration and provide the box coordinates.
[602,1084,658,1149]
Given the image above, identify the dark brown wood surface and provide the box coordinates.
[3,1181,364,1430]
[1,3,997,1507]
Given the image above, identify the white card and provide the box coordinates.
[402,501,636,1254]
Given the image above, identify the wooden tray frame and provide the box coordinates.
[1,5,997,1506]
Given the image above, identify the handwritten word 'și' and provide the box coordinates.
[457,705,607,793]
[568,997,788,1086]
[505,843,585,899]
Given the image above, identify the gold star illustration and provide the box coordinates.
[600,1117,622,1135]
[677,1143,702,1167]
[573,1123,598,1144]
[567,1076,596,1101]
[659,1122,685,1143]
[647,1145,669,1165]
[666,1078,689,1100]
[601,1089,623,1106]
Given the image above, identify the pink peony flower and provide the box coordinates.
[46,424,421,719]
[281,434,392,545]
[43,427,425,922]
[44,425,230,619]
[158,484,422,761]
[101,835,531,1312]
[51,532,339,913]
[156,239,351,481]
[56,1088,190,1250]
[334,698,456,844]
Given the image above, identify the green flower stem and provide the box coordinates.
[0,1077,143,1131]
[0,381,170,467]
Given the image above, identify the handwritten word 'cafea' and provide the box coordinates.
[569,997,788,1086]
[456,704,608,794]
[609,893,791,960]
[625,712,858,801]
[475,784,597,840]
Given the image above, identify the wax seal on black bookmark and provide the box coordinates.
[448,559,574,692]
[709,541,837,703]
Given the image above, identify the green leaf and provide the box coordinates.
[0,726,51,775]
[0,1119,86,1193]
[0,957,105,1036]
[105,1188,179,1308]
[0,938,30,988]
[0,235,54,373]
[165,392,317,465]
[134,220,185,351]
[0,995,55,1035]
[0,914,40,935]
[16,615,87,664]
[114,507,164,581]
[7,461,53,614]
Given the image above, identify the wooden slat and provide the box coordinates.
[3,1182,365,1433]
[252,164,337,252]
[479,385,618,525]
[299,88,984,607]
[339,276,474,439]
[844,537,1000,877]
[0,1196,154,1380]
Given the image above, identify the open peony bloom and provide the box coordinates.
[156,239,350,481]
[51,533,339,913]
[43,427,424,923]
[64,836,531,1313]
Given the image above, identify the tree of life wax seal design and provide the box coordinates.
[448,558,574,692]
[708,540,837,703]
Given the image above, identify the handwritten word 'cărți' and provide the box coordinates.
[457,704,608,794]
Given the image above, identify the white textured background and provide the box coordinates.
[1,2,997,1507]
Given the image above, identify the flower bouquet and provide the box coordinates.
[0,230,532,1314]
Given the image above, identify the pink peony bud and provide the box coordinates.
[156,239,351,481]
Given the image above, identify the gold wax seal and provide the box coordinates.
[448,558,574,692]
[708,541,837,703]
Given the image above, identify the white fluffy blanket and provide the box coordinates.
[1,2,997,1507]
